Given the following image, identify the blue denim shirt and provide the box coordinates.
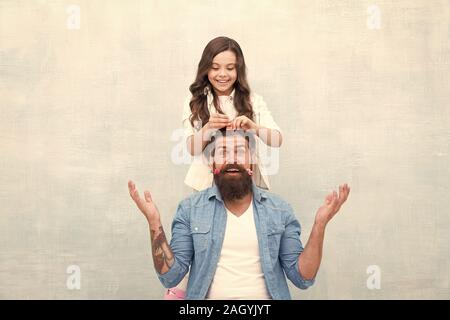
[156,183,315,299]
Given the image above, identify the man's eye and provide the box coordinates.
[227,68,234,71]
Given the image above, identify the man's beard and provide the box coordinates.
[214,164,253,201]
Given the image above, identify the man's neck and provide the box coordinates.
[223,192,253,217]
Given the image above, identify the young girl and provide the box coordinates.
[183,36,283,191]
[164,36,283,299]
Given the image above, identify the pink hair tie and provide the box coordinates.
[164,287,186,300]
[213,168,221,175]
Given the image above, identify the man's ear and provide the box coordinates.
[207,152,215,172]
[250,163,256,175]
[249,147,257,167]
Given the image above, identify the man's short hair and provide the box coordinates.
[203,128,257,160]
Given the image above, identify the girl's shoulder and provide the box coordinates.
[249,92,266,110]
[250,92,263,100]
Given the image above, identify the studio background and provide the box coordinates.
[0,0,448,299]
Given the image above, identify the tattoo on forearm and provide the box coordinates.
[150,226,174,274]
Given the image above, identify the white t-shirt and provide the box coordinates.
[206,200,272,300]
[182,88,282,191]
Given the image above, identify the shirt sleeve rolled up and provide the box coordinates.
[279,205,315,289]
[155,202,193,288]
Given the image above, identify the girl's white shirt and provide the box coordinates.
[182,88,282,191]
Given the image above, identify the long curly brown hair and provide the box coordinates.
[188,36,254,129]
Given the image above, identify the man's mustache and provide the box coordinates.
[213,164,253,176]
[219,164,245,174]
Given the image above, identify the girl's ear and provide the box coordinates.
[203,84,211,96]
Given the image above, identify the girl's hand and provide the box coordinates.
[206,113,231,131]
[314,184,350,228]
[128,180,160,224]
[231,115,258,131]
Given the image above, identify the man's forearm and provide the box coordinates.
[298,222,326,280]
[148,218,174,275]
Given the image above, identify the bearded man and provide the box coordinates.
[128,128,350,299]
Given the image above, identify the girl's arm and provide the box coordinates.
[256,127,283,147]
[230,94,283,147]
[231,116,283,148]
[186,126,212,156]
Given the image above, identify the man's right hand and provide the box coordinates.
[128,180,174,275]
[128,180,160,224]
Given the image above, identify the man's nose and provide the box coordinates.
[225,153,236,164]
[226,154,243,166]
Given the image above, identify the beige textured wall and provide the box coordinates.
[0,0,448,299]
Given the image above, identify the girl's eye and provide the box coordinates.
[211,67,234,71]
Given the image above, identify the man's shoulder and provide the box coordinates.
[258,188,292,212]
[179,187,213,209]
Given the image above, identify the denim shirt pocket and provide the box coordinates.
[190,223,211,253]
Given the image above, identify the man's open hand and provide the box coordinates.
[314,183,350,228]
[128,180,160,224]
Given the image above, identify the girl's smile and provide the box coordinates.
[215,79,231,88]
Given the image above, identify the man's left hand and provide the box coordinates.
[314,183,350,228]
